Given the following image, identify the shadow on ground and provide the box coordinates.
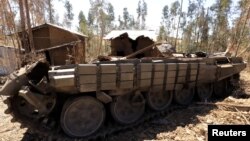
[19,84,250,141]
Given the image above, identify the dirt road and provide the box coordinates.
[0,71,250,141]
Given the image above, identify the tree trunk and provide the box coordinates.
[0,1,7,45]
[48,0,53,23]
[24,0,35,53]
[174,0,183,50]
[18,0,29,53]
[235,6,250,56]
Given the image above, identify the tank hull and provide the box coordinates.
[0,56,247,139]
[49,57,246,94]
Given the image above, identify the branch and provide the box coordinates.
[235,6,250,56]
[196,102,250,111]
[237,44,250,56]
[124,42,163,59]
[234,107,250,124]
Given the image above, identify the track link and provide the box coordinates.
[3,96,185,141]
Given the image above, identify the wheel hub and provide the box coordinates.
[110,91,145,124]
[146,89,173,111]
[60,96,105,137]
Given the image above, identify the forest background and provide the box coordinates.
[0,0,249,61]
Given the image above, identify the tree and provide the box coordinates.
[162,5,170,41]
[123,8,130,29]
[0,0,20,47]
[141,0,147,29]
[28,0,47,26]
[129,15,136,28]
[233,0,250,56]
[174,0,183,48]
[87,0,115,56]
[136,0,147,29]
[199,8,208,49]
[181,0,209,52]
[169,0,180,44]
[24,0,35,53]
[63,0,74,28]
[136,0,141,29]
[170,1,180,25]
[210,0,232,51]
[18,0,29,52]
[88,9,94,27]
[116,7,136,29]
[117,15,123,29]
[46,0,55,23]
[78,11,88,35]
[157,25,167,41]
[106,2,115,31]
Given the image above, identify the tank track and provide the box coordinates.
[3,95,185,141]
[3,75,241,141]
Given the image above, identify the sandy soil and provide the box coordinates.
[0,70,250,141]
[0,96,26,141]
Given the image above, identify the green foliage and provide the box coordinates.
[136,0,147,29]
[210,0,232,51]
[170,1,180,16]
[86,0,116,57]
[163,5,169,19]
[46,0,55,23]
[123,8,130,29]
[6,0,249,61]
[78,11,88,35]
[117,15,123,29]
[157,25,167,41]
[63,0,74,28]
[117,7,136,29]
[106,2,115,31]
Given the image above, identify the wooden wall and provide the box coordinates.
[33,27,50,50]
[32,25,86,65]
[0,46,18,75]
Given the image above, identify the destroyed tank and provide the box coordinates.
[0,41,247,139]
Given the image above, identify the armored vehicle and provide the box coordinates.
[0,31,247,139]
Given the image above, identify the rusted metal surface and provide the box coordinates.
[18,23,87,65]
[0,38,247,139]
[104,30,157,41]
[105,30,161,57]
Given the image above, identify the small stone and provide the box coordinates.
[206,119,213,124]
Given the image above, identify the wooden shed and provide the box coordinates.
[0,46,19,75]
[22,23,87,66]
[104,30,161,58]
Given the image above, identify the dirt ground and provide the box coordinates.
[0,70,250,141]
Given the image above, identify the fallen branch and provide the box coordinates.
[196,102,250,111]
[234,107,250,124]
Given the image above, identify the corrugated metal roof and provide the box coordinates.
[104,30,157,41]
